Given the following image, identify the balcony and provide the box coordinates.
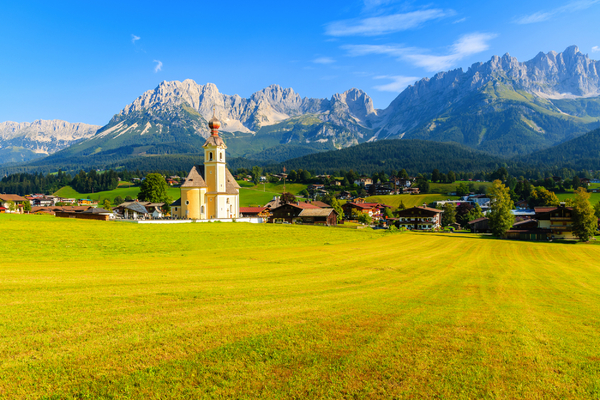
[550,225,571,231]
[550,217,571,221]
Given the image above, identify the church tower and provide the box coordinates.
[175,111,240,220]
[202,113,238,219]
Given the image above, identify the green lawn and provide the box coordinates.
[237,181,307,195]
[2,214,600,398]
[429,180,492,195]
[365,193,459,209]
[556,190,600,205]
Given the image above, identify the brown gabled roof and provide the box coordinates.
[0,194,27,202]
[181,165,208,188]
[298,208,336,217]
[240,207,267,214]
[534,206,573,213]
[292,202,321,209]
[467,217,488,225]
[309,201,332,208]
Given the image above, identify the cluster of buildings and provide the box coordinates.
[468,203,581,240]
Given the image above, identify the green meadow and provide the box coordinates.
[1,214,600,398]
[364,194,458,208]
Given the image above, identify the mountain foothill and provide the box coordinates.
[1,45,600,175]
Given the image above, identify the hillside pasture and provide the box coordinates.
[364,193,458,209]
[1,214,600,398]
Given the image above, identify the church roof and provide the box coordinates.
[181,165,208,188]
[203,136,226,147]
[225,169,240,194]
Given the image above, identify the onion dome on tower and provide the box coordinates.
[208,115,221,136]
[203,109,226,147]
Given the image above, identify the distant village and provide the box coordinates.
[3,169,599,242]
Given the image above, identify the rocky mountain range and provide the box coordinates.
[3,45,600,171]
[0,120,99,165]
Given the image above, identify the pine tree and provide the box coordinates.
[488,180,515,237]
[572,187,597,242]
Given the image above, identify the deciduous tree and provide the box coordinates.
[330,197,344,222]
[572,188,597,242]
[442,203,456,227]
[138,173,169,203]
[488,180,515,237]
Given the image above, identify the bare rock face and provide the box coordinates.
[0,120,100,162]
[379,45,600,139]
[115,80,378,134]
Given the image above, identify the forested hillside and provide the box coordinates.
[275,140,509,175]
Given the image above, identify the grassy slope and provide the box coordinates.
[2,215,600,398]
[556,191,600,204]
[364,194,458,208]
[428,180,493,195]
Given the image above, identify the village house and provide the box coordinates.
[354,177,373,187]
[240,207,271,220]
[395,206,443,230]
[390,177,414,188]
[113,201,165,219]
[467,217,491,233]
[402,187,420,195]
[55,207,113,221]
[534,204,575,239]
[269,201,338,226]
[0,194,27,213]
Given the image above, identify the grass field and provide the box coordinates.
[364,193,459,208]
[429,180,493,195]
[2,214,600,398]
[556,190,600,205]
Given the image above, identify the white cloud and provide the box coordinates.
[325,9,452,36]
[153,60,163,73]
[374,75,420,92]
[452,17,467,24]
[313,57,336,64]
[592,46,600,52]
[514,0,600,24]
[131,34,140,44]
[343,32,496,72]
[514,11,553,24]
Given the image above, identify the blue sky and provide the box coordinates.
[1,0,599,126]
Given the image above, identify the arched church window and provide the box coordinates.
[226,198,230,204]
[209,152,213,161]
[201,205,204,213]
[220,152,223,161]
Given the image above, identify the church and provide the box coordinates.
[172,113,240,219]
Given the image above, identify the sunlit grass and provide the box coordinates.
[1,214,600,398]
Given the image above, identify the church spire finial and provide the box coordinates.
[208,106,221,136]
